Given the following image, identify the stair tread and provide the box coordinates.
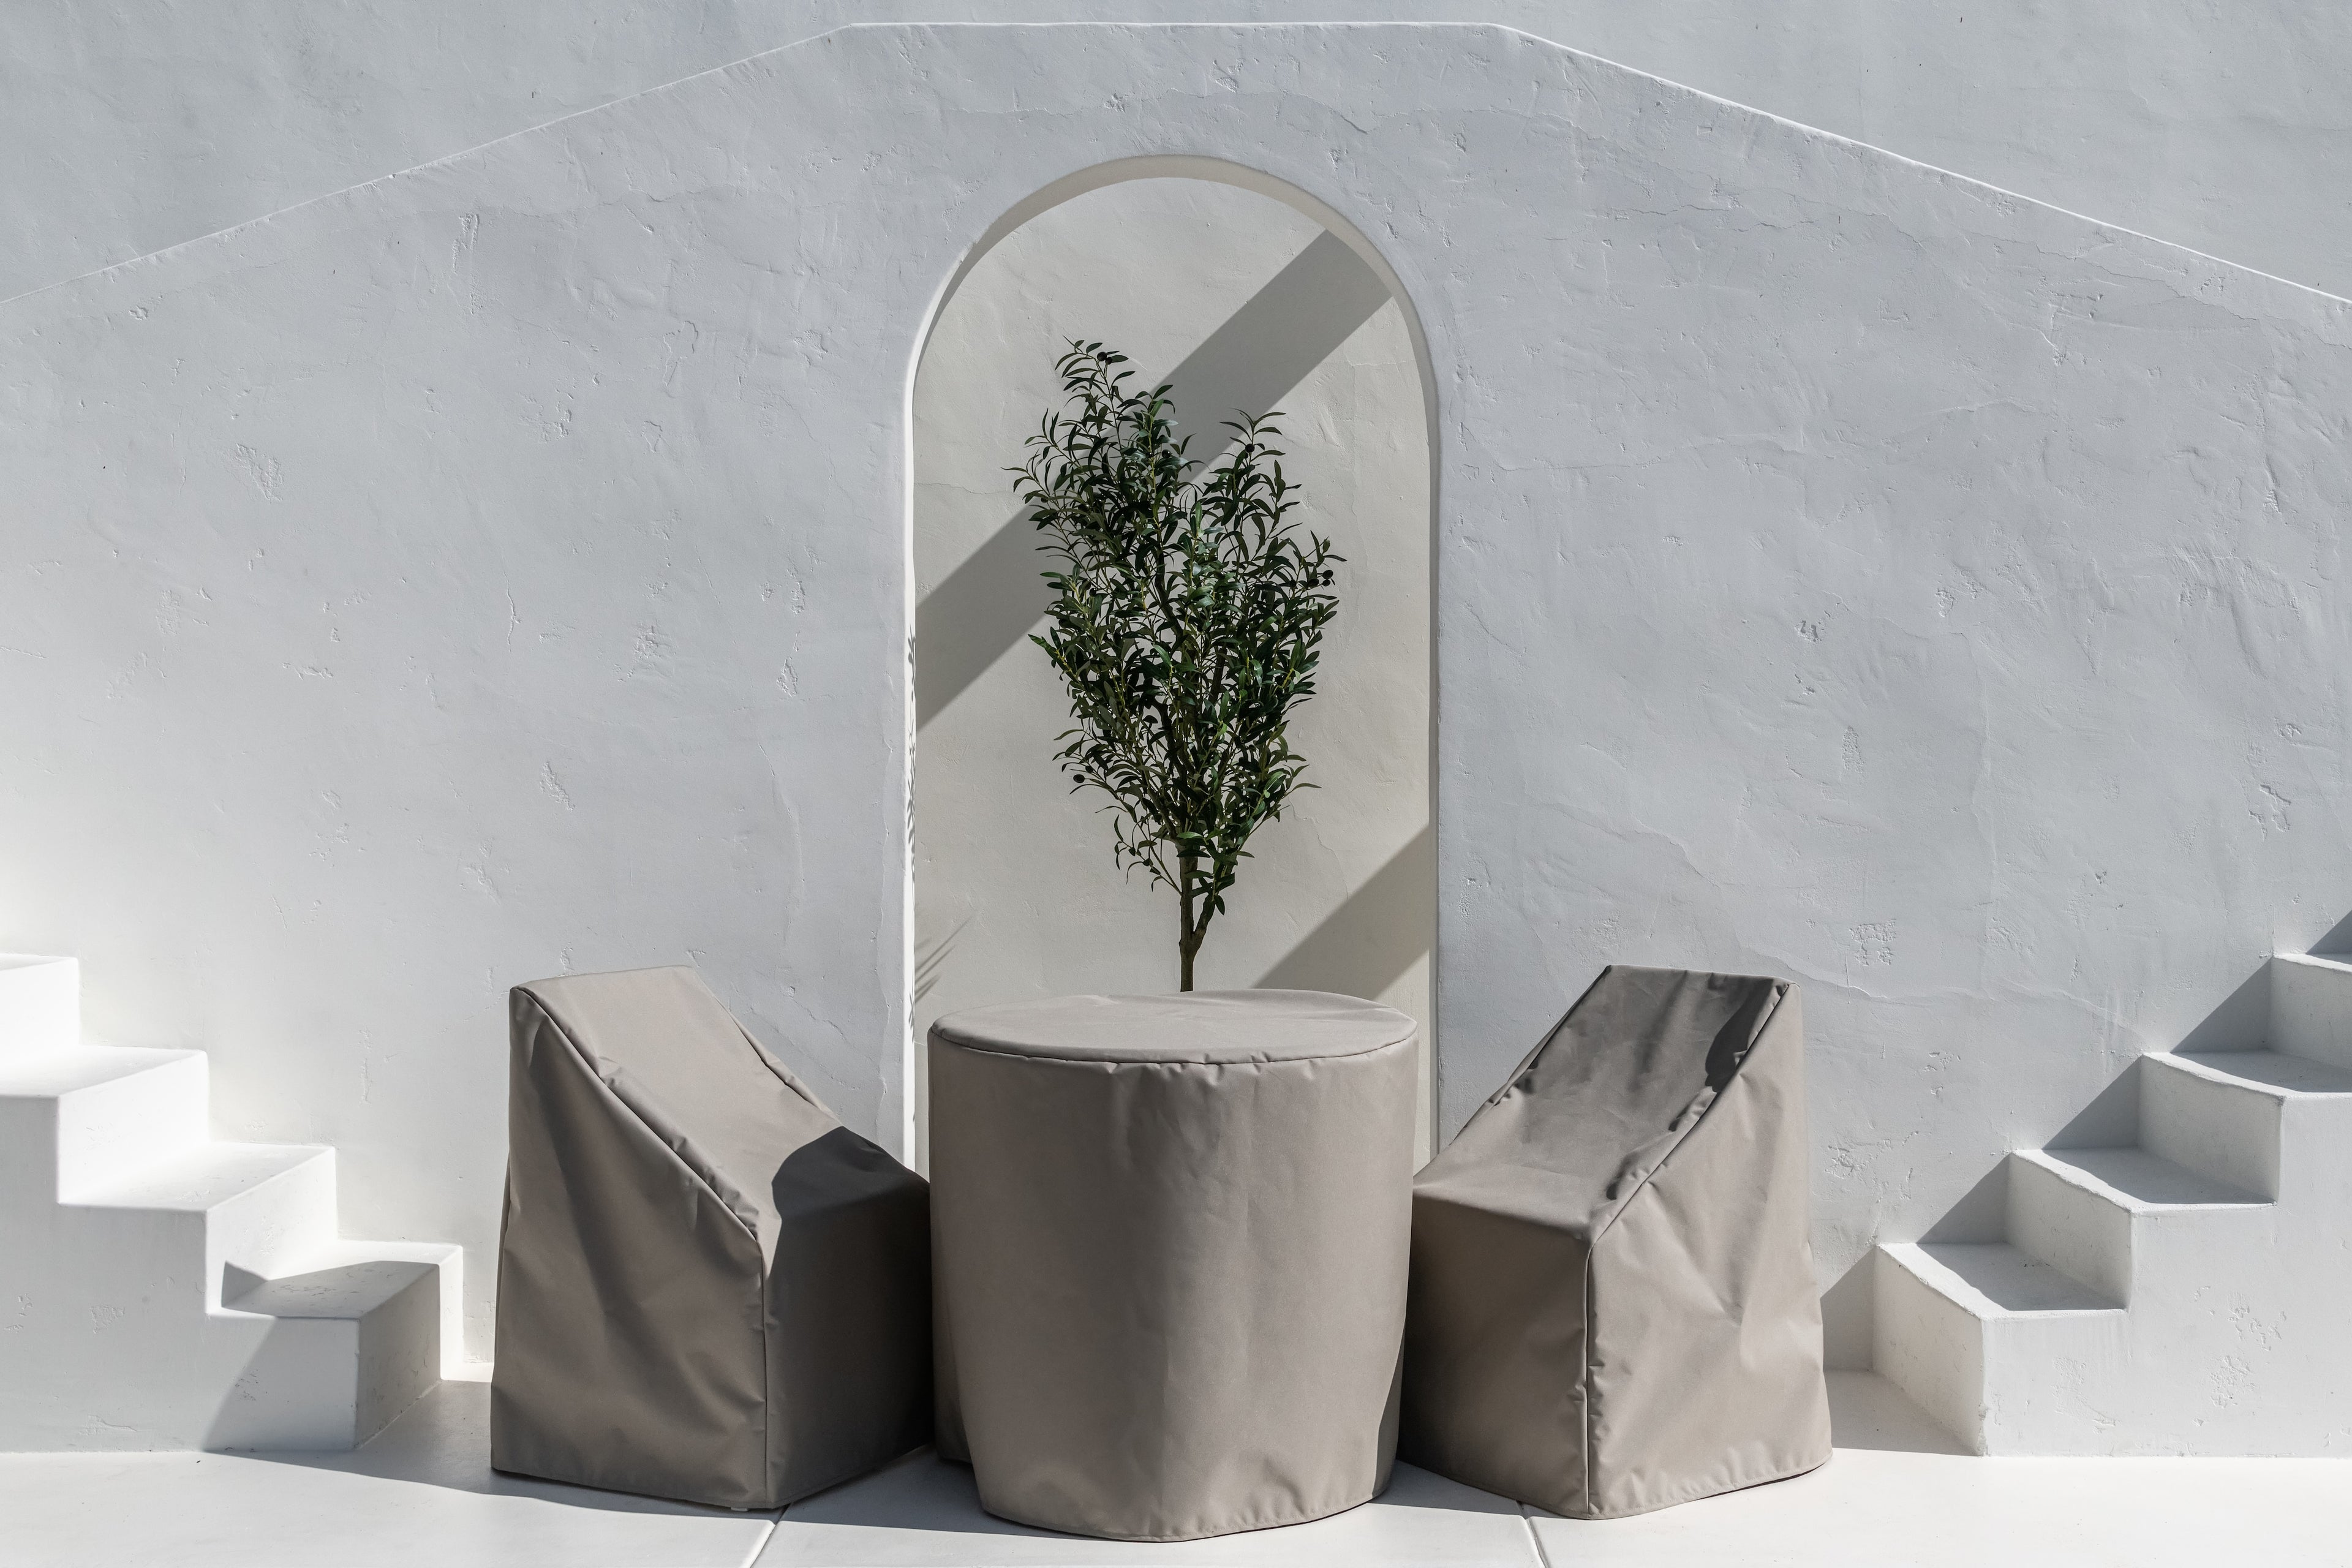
[0,1045,200,1098]
[1902,1241,2124,1313]
[224,1256,437,1320]
[2024,1145,2266,1207]
[70,1140,330,1210]
[2172,1049,2352,1096]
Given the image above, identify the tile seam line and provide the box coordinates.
[1521,1505,1556,1568]
[737,1513,778,1567]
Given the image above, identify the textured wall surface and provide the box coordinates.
[6,2,2352,304]
[5,25,2351,1365]
[912,178,1433,1167]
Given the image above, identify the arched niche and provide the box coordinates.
[904,158,1441,1166]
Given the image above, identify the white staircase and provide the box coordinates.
[1875,952,2352,1454]
[0,955,459,1452]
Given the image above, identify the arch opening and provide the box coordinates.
[904,160,1439,1167]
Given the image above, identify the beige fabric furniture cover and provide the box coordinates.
[494,966,931,1508]
[929,990,1419,1542]
[1401,966,1829,1518]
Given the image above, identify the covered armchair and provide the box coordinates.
[1401,966,1830,1518]
[492,966,930,1509]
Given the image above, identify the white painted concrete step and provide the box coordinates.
[2176,1048,2352,1095]
[0,954,460,1452]
[2143,1047,2352,1199]
[2267,952,2352,1069]
[213,1240,461,1452]
[1874,950,2352,1455]
[0,1044,208,1196]
[1883,1240,2121,1315]
[2009,1146,2265,1305]
[69,1139,343,1290]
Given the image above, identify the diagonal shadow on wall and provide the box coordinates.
[1254,822,1434,1002]
[914,230,1392,728]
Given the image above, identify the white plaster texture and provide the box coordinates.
[7,4,2352,304]
[6,25,2352,1376]
[912,177,1433,1166]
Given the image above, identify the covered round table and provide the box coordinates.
[928,989,1419,1542]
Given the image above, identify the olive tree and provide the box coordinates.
[1017,342,1342,990]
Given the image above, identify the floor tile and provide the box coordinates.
[7,1368,2348,1567]
[756,1457,1539,1567]
[1530,1375,2352,1568]
[0,1378,776,1568]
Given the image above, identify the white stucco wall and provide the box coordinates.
[911,178,1433,1166]
[6,3,2352,305]
[6,25,2351,1370]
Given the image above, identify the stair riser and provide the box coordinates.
[202,1156,342,1295]
[0,1096,64,1207]
[1978,1311,2133,1456]
[32,1205,222,1317]
[2278,1096,2352,1208]
[355,1265,442,1441]
[53,1057,210,1197]
[2141,1060,2281,1199]
[2270,954,2352,1071]
[2007,1156,2133,1304]
[0,1299,282,1450]
[0,958,79,1060]
[208,1265,442,1450]
[59,1156,346,1308]
[1872,1247,1988,1453]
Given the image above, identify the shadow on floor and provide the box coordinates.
[786,1451,1520,1536]
[241,1379,767,1518]
[1825,1371,1970,1457]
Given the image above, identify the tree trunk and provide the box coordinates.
[1178,853,1199,992]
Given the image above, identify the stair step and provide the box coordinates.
[1901,1241,2124,1314]
[2024,1147,2265,1209]
[225,1256,437,1319]
[71,1140,328,1212]
[0,1046,210,1197]
[282,1237,466,1354]
[2175,1049,2352,1096]
[0,956,80,1059]
[2269,952,2352,1070]
[2141,1054,2297,1199]
[0,1044,197,1098]
[209,1243,454,1452]
[1875,1242,2131,1454]
[67,1141,339,1290]
[2009,1147,2265,1303]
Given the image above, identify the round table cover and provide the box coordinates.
[928,989,1419,1542]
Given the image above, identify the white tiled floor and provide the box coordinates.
[1536,1376,2352,1567]
[4,1373,2349,1567]
[0,1374,775,1568]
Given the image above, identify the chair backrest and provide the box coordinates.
[1416,965,1790,1240]
[512,965,839,1259]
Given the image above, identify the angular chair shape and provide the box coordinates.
[1401,966,1829,1518]
[493,966,931,1509]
